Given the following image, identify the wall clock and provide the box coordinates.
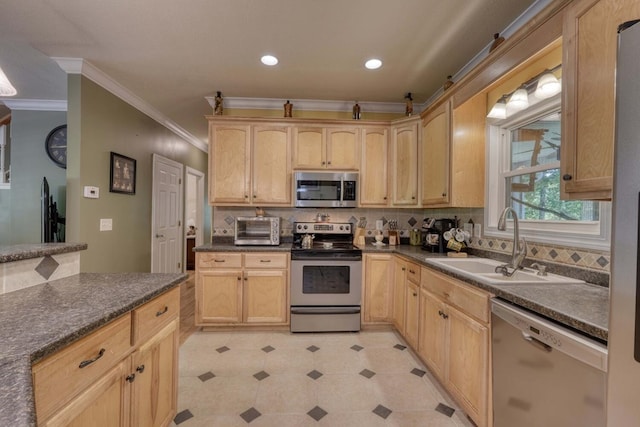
[45,124,67,169]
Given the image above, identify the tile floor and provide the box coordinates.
[172,329,475,426]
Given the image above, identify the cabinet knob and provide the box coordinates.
[383,196,387,200]
[237,276,241,281]
[328,161,332,165]
[411,196,416,200]
[136,365,145,374]
[126,374,136,383]
[253,195,256,198]
[442,192,446,197]
[322,161,326,165]
[402,267,406,271]
[244,195,249,198]
[413,292,417,297]
[562,174,573,181]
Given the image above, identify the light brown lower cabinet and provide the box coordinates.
[418,267,491,427]
[33,287,181,427]
[196,252,289,326]
[363,254,393,324]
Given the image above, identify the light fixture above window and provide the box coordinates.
[487,95,508,119]
[0,66,17,96]
[260,55,278,66]
[535,70,561,99]
[365,58,382,70]
[507,87,529,111]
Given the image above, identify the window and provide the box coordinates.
[485,96,610,250]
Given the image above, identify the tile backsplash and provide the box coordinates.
[212,206,610,277]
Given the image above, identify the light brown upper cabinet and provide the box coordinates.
[360,127,390,206]
[391,118,420,206]
[209,121,291,206]
[421,101,451,206]
[292,126,359,170]
[209,124,251,205]
[562,0,640,200]
[450,93,485,207]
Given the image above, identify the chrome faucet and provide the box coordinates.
[495,207,527,277]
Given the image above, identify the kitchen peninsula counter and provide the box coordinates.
[198,241,609,342]
[0,272,187,427]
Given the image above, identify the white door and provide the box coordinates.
[184,166,205,270]
[151,154,183,273]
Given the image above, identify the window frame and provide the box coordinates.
[484,95,610,251]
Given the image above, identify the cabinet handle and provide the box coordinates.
[156,306,168,317]
[260,259,271,263]
[79,348,106,368]
[402,267,406,271]
[411,196,416,199]
[136,364,145,374]
[438,310,449,319]
[126,374,136,383]
[155,234,165,238]
[562,174,573,181]
[409,269,415,274]
[214,259,225,263]
[328,161,332,165]
[253,195,256,198]
[413,292,417,297]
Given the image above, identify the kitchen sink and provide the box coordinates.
[425,257,585,285]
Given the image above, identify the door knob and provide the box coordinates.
[155,234,165,238]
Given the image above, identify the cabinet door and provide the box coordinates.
[447,306,489,427]
[243,270,288,324]
[562,0,640,200]
[363,254,393,323]
[391,121,419,206]
[392,257,407,333]
[130,319,179,427]
[209,125,250,204]
[293,127,325,169]
[252,126,291,205]
[326,127,359,170]
[197,269,242,323]
[418,289,447,381]
[360,128,389,206]
[421,102,450,206]
[404,281,420,349]
[451,93,485,207]
[42,359,130,427]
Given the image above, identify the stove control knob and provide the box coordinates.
[303,225,308,230]
[339,225,344,230]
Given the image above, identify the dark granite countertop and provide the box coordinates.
[197,241,609,342]
[0,272,187,427]
[0,243,88,263]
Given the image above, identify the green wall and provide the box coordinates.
[67,75,210,272]
[0,110,67,244]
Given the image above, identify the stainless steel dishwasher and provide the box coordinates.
[491,299,607,427]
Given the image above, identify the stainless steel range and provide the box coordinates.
[290,221,362,332]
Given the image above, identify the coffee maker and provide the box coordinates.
[422,218,456,253]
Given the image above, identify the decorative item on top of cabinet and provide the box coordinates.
[405,92,414,117]
[489,32,506,52]
[284,100,292,117]
[360,127,389,206]
[390,117,420,206]
[214,91,223,115]
[562,0,640,200]
[444,75,454,91]
[352,102,361,120]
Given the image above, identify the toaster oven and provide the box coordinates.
[234,216,280,246]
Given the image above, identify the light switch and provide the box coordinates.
[100,218,113,231]
[474,224,482,238]
[84,186,99,199]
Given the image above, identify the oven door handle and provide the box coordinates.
[291,307,361,315]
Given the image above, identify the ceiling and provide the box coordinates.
[0,0,539,146]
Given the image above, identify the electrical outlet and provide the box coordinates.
[474,224,482,238]
[100,218,113,231]
[376,220,384,231]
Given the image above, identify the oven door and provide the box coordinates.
[290,259,361,306]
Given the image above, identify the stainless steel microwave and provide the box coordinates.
[294,171,358,208]
[234,216,280,246]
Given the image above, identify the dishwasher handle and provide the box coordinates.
[522,332,552,353]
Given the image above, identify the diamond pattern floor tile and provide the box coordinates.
[240,407,261,423]
[307,405,328,421]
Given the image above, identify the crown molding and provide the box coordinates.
[54,57,208,153]
[1,99,67,111]
[206,96,425,115]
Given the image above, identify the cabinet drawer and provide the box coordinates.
[132,287,180,345]
[32,313,132,421]
[421,267,490,323]
[198,252,243,268]
[406,261,421,284]
[244,253,288,269]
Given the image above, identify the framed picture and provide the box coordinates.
[109,152,136,195]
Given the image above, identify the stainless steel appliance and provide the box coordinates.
[293,171,358,208]
[234,216,280,246]
[608,19,640,425]
[290,221,362,332]
[492,299,607,427]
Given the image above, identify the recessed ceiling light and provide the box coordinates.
[365,59,382,70]
[261,55,279,66]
